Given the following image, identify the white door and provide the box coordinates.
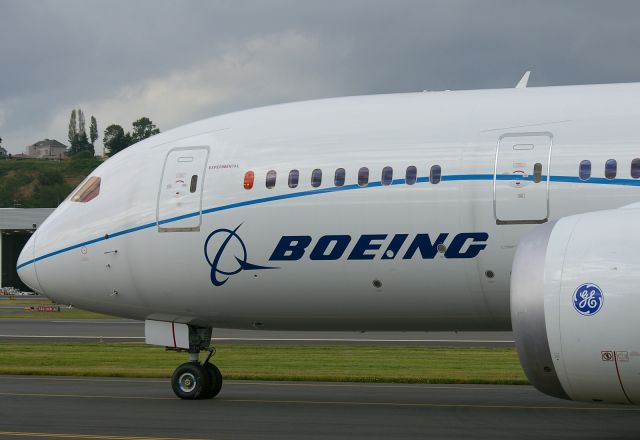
[494,133,552,224]
[157,146,209,232]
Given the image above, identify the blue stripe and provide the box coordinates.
[444,174,494,181]
[15,173,640,270]
[109,222,157,238]
[550,175,640,186]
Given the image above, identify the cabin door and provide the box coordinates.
[494,133,552,224]
[157,146,209,232]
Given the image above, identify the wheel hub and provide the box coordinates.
[178,372,196,393]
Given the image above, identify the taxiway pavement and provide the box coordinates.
[0,319,514,346]
[0,375,637,440]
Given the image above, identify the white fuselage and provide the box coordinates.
[17,83,640,331]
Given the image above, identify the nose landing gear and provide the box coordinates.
[145,321,223,400]
[171,347,223,400]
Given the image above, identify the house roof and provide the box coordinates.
[30,139,68,149]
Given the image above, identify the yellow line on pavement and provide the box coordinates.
[220,398,640,411]
[0,392,173,400]
[0,432,208,440]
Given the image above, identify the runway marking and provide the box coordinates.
[221,398,640,411]
[0,376,526,391]
[0,392,637,411]
[212,338,515,343]
[0,377,167,384]
[0,335,143,339]
[0,335,513,343]
[0,432,207,440]
[51,321,142,324]
[0,392,174,401]
[224,381,529,391]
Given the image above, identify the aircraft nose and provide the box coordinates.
[17,233,44,294]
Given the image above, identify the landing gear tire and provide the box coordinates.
[171,362,211,400]
[203,363,223,399]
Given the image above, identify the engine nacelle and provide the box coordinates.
[511,207,640,404]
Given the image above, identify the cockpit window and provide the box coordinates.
[71,176,101,203]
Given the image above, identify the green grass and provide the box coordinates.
[0,299,51,305]
[0,298,119,319]
[0,157,101,177]
[0,310,119,319]
[0,342,528,384]
[0,157,101,208]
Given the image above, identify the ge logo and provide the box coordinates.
[204,224,276,287]
[573,283,604,316]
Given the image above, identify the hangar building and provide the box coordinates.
[0,208,54,291]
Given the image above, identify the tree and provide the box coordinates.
[76,109,90,152]
[78,109,86,136]
[131,117,160,143]
[102,116,160,157]
[89,116,98,152]
[89,116,98,146]
[67,108,94,156]
[68,110,77,146]
[103,124,131,157]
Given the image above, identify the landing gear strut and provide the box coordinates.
[159,324,222,400]
[171,347,223,400]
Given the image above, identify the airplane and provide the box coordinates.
[16,79,640,403]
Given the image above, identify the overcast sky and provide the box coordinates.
[2,0,640,154]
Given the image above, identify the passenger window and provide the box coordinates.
[430,165,441,184]
[358,167,369,187]
[334,168,345,187]
[381,166,393,186]
[288,170,299,188]
[189,175,198,193]
[533,163,542,183]
[266,170,277,189]
[405,166,417,185]
[71,176,101,203]
[311,169,322,188]
[579,160,591,181]
[605,159,617,179]
[631,158,640,179]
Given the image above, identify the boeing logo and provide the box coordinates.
[205,228,489,286]
[204,224,277,287]
[269,232,489,261]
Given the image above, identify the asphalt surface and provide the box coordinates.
[0,319,514,346]
[0,375,638,440]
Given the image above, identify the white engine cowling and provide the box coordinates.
[511,207,640,404]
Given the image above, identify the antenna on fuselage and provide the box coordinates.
[515,71,531,89]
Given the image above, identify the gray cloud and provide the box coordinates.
[2,0,640,154]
